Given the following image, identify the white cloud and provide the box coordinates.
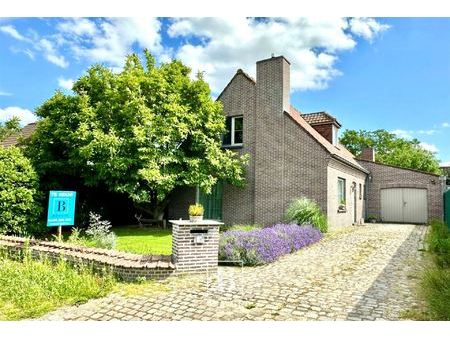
[58,77,74,90]
[441,161,450,167]
[418,129,437,135]
[392,129,414,140]
[38,38,69,68]
[348,18,390,41]
[419,142,438,153]
[0,25,28,41]
[1,24,68,68]
[56,17,163,68]
[167,17,389,93]
[0,91,12,96]
[0,106,37,126]
[442,122,450,128]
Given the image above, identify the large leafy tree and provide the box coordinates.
[0,117,20,141]
[26,51,248,219]
[340,129,442,175]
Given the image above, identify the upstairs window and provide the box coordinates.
[359,183,362,200]
[223,116,243,147]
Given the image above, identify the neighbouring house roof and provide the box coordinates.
[301,112,342,128]
[0,122,37,147]
[286,106,369,174]
[358,159,442,177]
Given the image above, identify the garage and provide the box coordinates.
[380,188,428,223]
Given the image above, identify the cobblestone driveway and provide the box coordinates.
[40,224,427,321]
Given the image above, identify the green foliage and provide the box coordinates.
[0,117,20,141]
[0,146,43,235]
[284,197,328,233]
[340,129,442,175]
[421,267,450,320]
[83,212,116,249]
[419,219,450,320]
[25,50,248,219]
[0,251,115,320]
[426,219,450,268]
[188,203,204,216]
[224,224,263,232]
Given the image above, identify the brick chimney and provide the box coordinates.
[360,147,375,162]
[254,55,291,225]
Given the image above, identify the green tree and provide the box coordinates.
[340,129,442,175]
[25,51,248,220]
[0,146,42,235]
[0,117,20,141]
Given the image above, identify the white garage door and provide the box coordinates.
[380,188,428,223]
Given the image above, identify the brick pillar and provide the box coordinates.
[170,220,222,273]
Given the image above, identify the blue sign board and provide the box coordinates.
[47,191,76,227]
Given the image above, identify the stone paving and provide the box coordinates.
[40,224,427,321]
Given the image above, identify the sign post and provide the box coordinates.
[47,191,77,241]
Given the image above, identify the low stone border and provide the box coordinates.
[0,235,175,281]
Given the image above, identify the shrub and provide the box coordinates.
[85,212,117,249]
[219,223,322,266]
[0,146,42,235]
[284,197,328,233]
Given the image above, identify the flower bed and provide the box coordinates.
[219,223,322,266]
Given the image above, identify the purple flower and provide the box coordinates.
[219,223,322,266]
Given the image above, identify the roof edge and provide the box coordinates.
[357,159,442,177]
[216,69,255,101]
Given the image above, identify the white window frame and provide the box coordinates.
[332,125,338,146]
[231,116,243,146]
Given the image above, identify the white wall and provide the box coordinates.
[327,160,366,228]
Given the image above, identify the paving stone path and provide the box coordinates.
[40,224,427,321]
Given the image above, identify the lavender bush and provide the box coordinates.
[219,223,322,266]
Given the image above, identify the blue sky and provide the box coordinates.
[0,17,449,165]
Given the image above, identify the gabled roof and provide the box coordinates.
[0,122,37,147]
[301,111,341,128]
[286,106,369,174]
[217,69,255,101]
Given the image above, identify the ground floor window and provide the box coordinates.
[338,177,346,205]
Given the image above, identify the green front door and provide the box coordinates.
[198,182,223,220]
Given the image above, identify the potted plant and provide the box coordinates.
[338,199,346,212]
[188,203,204,222]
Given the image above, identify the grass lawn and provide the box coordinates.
[113,226,172,255]
[0,254,115,320]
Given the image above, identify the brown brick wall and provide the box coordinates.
[253,57,290,225]
[311,124,333,144]
[283,114,330,222]
[219,72,256,225]
[358,160,443,222]
[171,222,219,273]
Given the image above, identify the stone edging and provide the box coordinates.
[0,235,175,281]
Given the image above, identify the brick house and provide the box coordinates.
[3,55,444,227]
[168,55,443,227]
